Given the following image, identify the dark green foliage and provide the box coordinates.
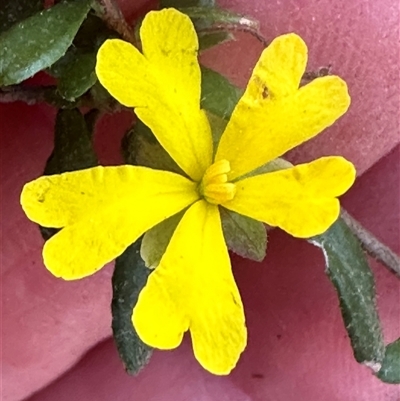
[377,339,400,384]
[0,0,93,86]
[0,0,43,33]
[220,208,267,262]
[122,120,184,175]
[200,66,242,119]
[312,218,385,365]
[112,241,153,374]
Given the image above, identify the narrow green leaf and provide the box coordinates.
[0,0,93,86]
[40,108,97,240]
[72,13,112,50]
[112,240,153,375]
[57,52,97,101]
[220,208,267,262]
[160,0,215,8]
[47,46,77,78]
[198,31,234,51]
[141,211,185,269]
[122,120,184,175]
[49,48,97,100]
[311,217,385,365]
[206,111,227,150]
[44,108,97,175]
[200,66,243,119]
[0,0,43,33]
[377,339,400,384]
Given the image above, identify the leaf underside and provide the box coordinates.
[377,338,400,384]
[311,217,385,365]
[112,240,153,375]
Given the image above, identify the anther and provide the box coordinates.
[200,160,236,205]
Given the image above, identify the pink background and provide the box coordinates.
[1,0,399,400]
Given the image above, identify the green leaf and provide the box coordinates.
[198,31,234,51]
[141,211,185,269]
[206,111,227,150]
[311,217,385,365]
[160,0,215,8]
[0,0,43,33]
[40,108,97,240]
[72,13,113,50]
[112,240,153,375]
[57,51,97,101]
[201,66,243,119]
[220,208,267,262]
[122,120,185,175]
[50,48,97,100]
[0,0,93,86]
[47,46,77,78]
[377,339,400,384]
[44,108,97,175]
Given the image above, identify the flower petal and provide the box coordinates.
[215,33,351,180]
[133,200,247,375]
[96,9,213,181]
[222,157,356,238]
[21,166,199,279]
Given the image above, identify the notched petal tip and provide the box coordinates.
[96,9,212,181]
[256,32,308,97]
[42,229,110,281]
[271,32,308,56]
[95,38,146,108]
[329,156,357,196]
[192,319,247,375]
[132,302,187,351]
[132,270,189,351]
[20,180,40,222]
[314,75,351,115]
[216,31,352,180]
[296,200,341,239]
[223,156,357,239]
[131,202,247,375]
[20,177,64,228]
[140,8,199,55]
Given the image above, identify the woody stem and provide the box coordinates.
[341,208,400,278]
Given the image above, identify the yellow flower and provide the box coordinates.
[21,8,355,375]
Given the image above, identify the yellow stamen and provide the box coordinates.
[200,160,236,205]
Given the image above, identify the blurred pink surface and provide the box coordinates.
[1,0,399,400]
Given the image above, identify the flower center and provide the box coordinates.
[199,159,236,205]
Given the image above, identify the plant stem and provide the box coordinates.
[0,85,124,112]
[0,85,93,108]
[94,0,135,45]
[341,208,400,278]
[201,25,268,47]
[0,85,55,105]
[178,7,268,47]
[301,66,332,85]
